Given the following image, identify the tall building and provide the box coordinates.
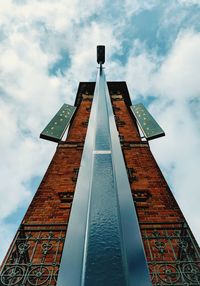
[0,47,200,286]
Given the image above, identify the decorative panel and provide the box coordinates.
[40,104,76,142]
[0,223,67,286]
[131,103,165,140]
[141,222,200,285]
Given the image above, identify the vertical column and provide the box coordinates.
[57,69,151,286]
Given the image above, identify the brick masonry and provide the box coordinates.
[23,91,93,225]
[1,82,199,286]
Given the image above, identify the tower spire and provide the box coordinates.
[57,46,151,286]
[1,46,199,286]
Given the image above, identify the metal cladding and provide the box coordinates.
[57,68,152,286]
[97,45,105,64]
[131,103,165,140]
[40,103,76,142]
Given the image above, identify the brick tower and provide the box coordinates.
[0,47,200,286]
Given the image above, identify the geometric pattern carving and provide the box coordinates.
[115,116,125,126]
[119,134,125,143]
[0,223,67,286]
[126,168,138,183]
[132,189,152,202]
[111,95,123,101]
[82,94,93,102]
[113,105,121,112]
[58,192,73,204]
[86,107,91,112]
[72,168,79,182]
[140,222,200,285]
[81,120,89,127]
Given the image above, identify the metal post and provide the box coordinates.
[57,47,152,286]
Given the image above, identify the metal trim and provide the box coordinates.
[57,69,152,286]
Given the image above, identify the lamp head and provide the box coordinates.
[97,45,105,65]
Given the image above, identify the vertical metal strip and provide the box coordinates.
[57,71,99,286]
[104,76,152,286]
[57,68,152,286]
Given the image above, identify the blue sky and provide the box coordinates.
[1,0,200,261]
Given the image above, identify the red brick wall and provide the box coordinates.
[110,91,184,225]
[110,87,195,283]
[23,93,92,225]
[21,83,184,227]
[123,146,183,223]
[2,82,198,286]
[23,84,185,268]
[0,88,93,285]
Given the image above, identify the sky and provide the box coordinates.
[0,0,200,261]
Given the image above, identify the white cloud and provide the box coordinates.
[132,30,200,243]
[154,30,200,100]
[0,0,105,32]
[124,0,157,16]
[67,22,120,81]
[125,52,157,97]
[0,0,119,261]
[0,0,200,264]
[109,29,200,243]
[0,222,18,264]
[150,100,200,242]
[178,0,200,5]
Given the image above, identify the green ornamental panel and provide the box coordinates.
[40,103,76,142]
[130,103,165,140]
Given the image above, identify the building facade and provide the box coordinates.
[0,74,200,285]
